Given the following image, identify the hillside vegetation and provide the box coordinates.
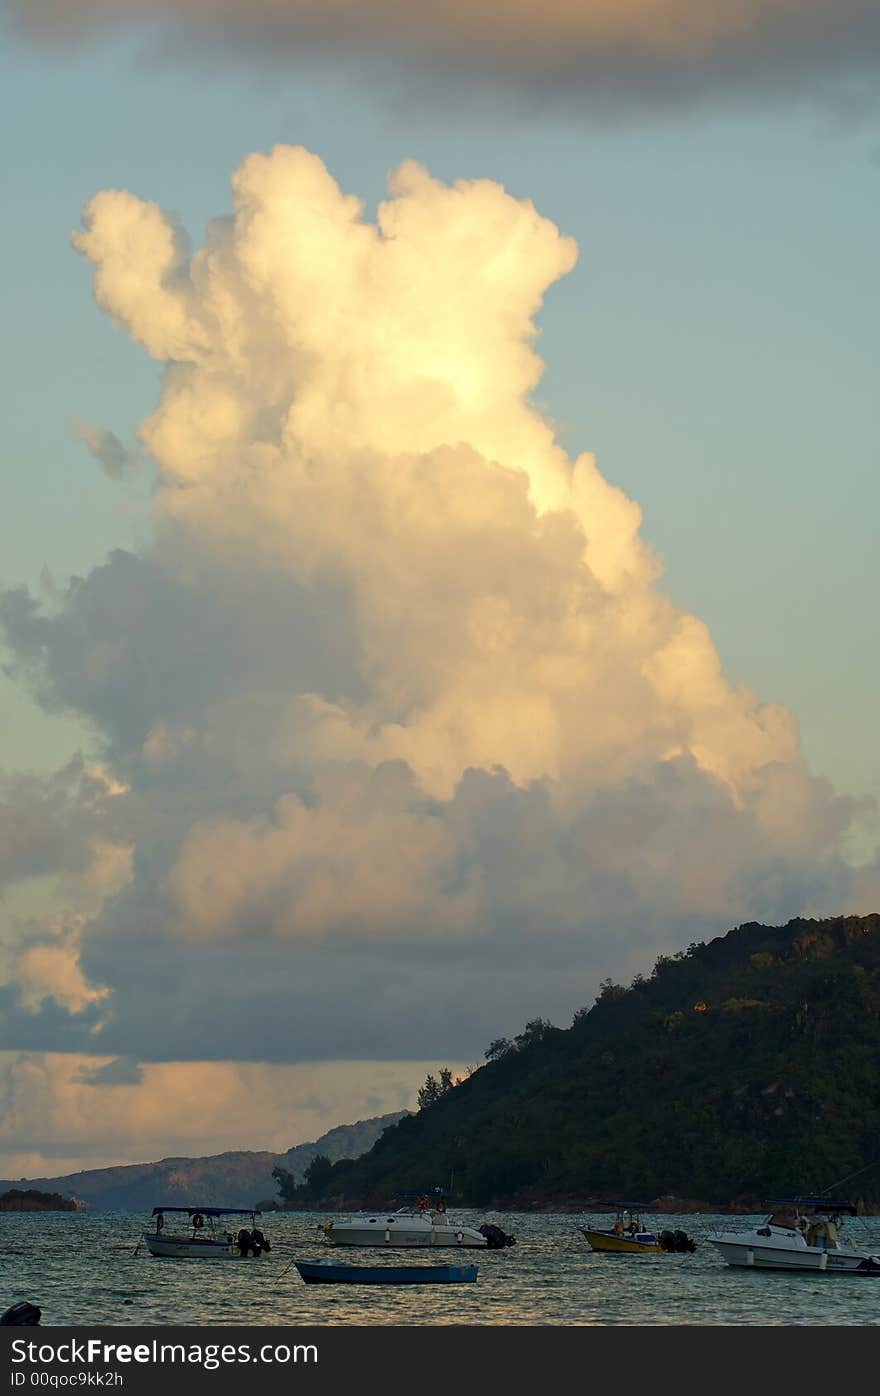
[0,1189,77,1212]
[302,916,880,1209]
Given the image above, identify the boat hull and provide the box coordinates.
[323,1220,487,1248]
[144,1233,260,1259]
[710,1237,880,1273]
[581,1228,662,1255]
[296,1261,478,1285]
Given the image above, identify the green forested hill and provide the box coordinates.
[307,915,880,1209]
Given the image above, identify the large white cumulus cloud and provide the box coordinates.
[9,2,880,112]
[1,145,876,1073]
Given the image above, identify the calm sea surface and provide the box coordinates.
[2,1210,879,1326]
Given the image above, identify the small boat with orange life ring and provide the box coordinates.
[581,1202,695,1255]
[142,1206,271,1258]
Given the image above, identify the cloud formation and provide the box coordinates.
[9,2,880,111]
[0,1052,441,1177]
[71,421,139,480]
[1,146,877,1124]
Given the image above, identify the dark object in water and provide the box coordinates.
[1,1302,41,1326]
[659,1228,697,1253]
[478,1223,516,1249]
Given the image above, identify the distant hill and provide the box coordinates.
[0,1112,407,1212]
[302,916,880,1209]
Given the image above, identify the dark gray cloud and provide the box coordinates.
[0,748,864,1065]
[0,548,363,765]
[7,1,880,114]
[0,760,104,884]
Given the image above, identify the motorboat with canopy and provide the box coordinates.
[581,1201,696,1254]
[142,1206,272,1258]
[319,1189,515,1249]
[710,1198,880,1273]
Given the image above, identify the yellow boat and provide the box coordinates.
[581,1202,673,1254]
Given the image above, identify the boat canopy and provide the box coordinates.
[605,1201,651,1211]
[151,1206,261,1217]
[767,1198,857,1215]
[396,1189,454,1199]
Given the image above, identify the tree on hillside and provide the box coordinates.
[303,1154,334,1193]
[595,978,627,1004]
[272,1164,297,1204]
[272,1153,335,1204]
[418,1067,457,1109]
[513,1017,556,1049]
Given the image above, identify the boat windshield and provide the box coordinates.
[766,1209,799,1230]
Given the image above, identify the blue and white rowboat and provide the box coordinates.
[294,1260,478,1285]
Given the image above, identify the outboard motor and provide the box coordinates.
[659,1228,696,1253]
[1,1302,41,1326]
[237,1228,252,1257]
[250,1227,270,1255]
[478,1223,516,1249]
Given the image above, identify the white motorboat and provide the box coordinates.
[142,1206,271,1258]
[319,1191,515,1250]
[710,1197,880,1274]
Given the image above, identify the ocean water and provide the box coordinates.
[2,1210,879,1326]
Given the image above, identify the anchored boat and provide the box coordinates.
[142,1206,271,1259]
[581,1202,695,1254]
[295,1260,478,1285]
[710,1198,880,1273]
[319,1189,515,1250]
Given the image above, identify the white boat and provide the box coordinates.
[710,1197,880,1273]
[142,1206,271,1258]
[319,1191,515,1250]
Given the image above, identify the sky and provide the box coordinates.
[0,2,878,1178]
